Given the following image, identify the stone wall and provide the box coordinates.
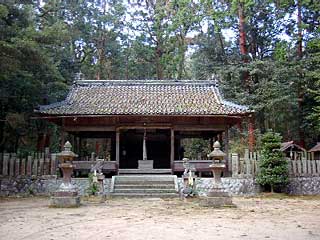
[0,176,111,197]
[1,176,319,197]
[286,177,320,195]
[178,177,261,196]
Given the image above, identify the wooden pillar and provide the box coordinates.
[170,128,174,173]
[76,135,80,154]
[248,115,255,152]
[224,126,230,172]
[237,119,244,145]
[210,137,214,151]
[116,129,120,171]
[143,128,147,160]
[79,137,82,159]
[60,119,65,151]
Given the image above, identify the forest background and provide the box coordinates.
[0,0,319,154]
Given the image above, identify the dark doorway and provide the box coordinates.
[119,129,171,169]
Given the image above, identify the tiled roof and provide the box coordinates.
[38,80,252,116]
[280,141,306,152]
[309,143,320,152]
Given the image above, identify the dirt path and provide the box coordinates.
[0,196,320,240]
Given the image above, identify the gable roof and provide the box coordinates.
[280,141,306,152]
[309,143,320,152]
[37,80,252,116]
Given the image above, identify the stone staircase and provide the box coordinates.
[110,175,179,198]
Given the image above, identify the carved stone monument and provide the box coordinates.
[50,141,80,208]
[201,141,233,207]
[181,158,197,198]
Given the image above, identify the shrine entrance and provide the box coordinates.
[119,129,171,169]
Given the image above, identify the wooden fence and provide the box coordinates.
[0,153,57,177]
[231,149,320,177]
[231,149,259,177]
[288,159,320,177]
[1,149,320,178]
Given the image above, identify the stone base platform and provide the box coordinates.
[200,196,234,207]
[50,196,80,208]
[50,191,80,208]
[138,160,154,170]
[200,189,234,207]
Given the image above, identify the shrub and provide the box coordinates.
[256,131,289,192]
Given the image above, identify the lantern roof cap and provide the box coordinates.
[208,141,226,158]
[56,141,78,158]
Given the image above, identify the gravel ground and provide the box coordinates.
[0,195,320,240]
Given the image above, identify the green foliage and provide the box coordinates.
[305,38,320,133]
[0,0,319,152]
[183,138,211,160]
[256,131,289,192]
[87,173,99,196]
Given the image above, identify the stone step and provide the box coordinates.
[115,184,175,189]
[111,192,179,198]
[118,169,172,174]
[111,175,178,198]
[113,189,177,194]
[114,180,174,185]
[114,174,175,180]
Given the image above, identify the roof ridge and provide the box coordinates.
[74,79,218,86]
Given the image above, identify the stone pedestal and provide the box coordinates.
[201,164,233,207]
[200,182,233,207]
[138,160,154,170]
[50,191,80,208]
[201,141,234,207]
[50,162,80,208]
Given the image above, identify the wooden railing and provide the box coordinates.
[173,160,212,173]
[73,160,117,173]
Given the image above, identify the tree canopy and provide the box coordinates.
[0,0,319,152]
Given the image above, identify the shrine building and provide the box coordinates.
[36,80,254,175]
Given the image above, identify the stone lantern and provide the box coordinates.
[50,141,80,208]
[201,141,233,207]
[208,141,226,186]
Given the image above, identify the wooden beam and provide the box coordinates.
[173,125,225,131]
[116,129,120,172]
[117,125,172,130]
[64,126,115,132]
[170,128,175,173]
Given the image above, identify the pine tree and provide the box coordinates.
[256,131,289,193]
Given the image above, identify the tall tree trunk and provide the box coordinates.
[125,51,129,80]
[238,1,250,90]
[297,0,305,147]
[297,0,303,59]
[177,36,185,80]
[217,31,227,63]
[156,44,164,80]
[238,2,247,59]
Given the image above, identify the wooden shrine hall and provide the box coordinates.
[36,80,253,175]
